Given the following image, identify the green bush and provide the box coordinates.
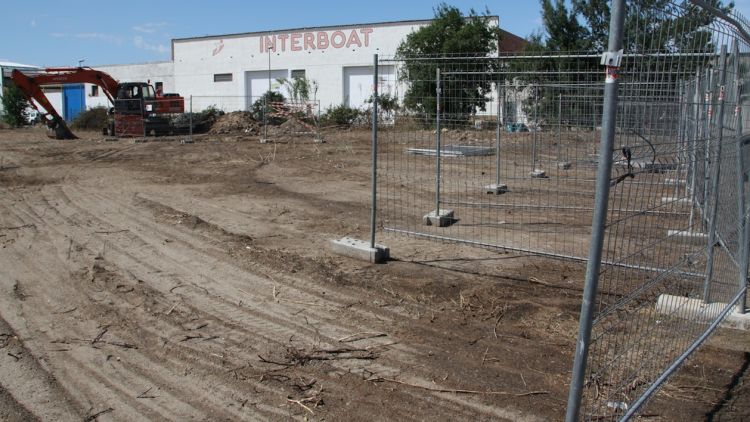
[171,105,223,133]
[252,91,286,125]
[321,104,361,127]
[70,106,108,130]
[1,85,32,128]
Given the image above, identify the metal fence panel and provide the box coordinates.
[372,2,749,420]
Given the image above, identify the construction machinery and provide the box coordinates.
[11,67,184,139]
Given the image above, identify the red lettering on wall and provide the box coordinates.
[317,32,329,49]
[331,31,346,48]
[291,33,302,51]
[277,34,289,51]
[260,28,374,53]
[262,35,276,53]
[346,30,362,48]
[304,32,315,50]
[359,28,373,47]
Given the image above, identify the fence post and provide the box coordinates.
[531,85,539,172]
[702,67,713,224]
[495,73,502,187]
[565,0,625,420]
[435,67,442,215]
[703,45,729,303]
[732,40,748,314]
[689,72,701,230]
[189,95,193,143]
[370,54,379,249]
[557,92,562,163]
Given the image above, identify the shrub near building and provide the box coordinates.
[1,85,32,128]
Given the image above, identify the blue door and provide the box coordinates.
[62,84,85,122]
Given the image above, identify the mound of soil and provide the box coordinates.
[209,111,259,135]
[274,117,315,134]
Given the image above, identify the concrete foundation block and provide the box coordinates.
[668,230,708,241]
[656,294,750,330]
[484,183,508,195]
[330,237,389,263]
[423,209,455,227]
[259,138,270,144]
[557,161,572,170]
[665,178,685,185]
[530,169,547,178]
[661,197,692,205]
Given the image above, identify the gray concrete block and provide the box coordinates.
[530,169,547,178]
[667,230,707,241]
[484,183,508,195]
[423,209,455,227]
[557,161,572,170]
[661,197,692,205]
[656,294,749,330]
[330,237,389,263]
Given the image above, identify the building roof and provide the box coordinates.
[0,60,41,69]
[171,17,501,43]
[499,30,528,52]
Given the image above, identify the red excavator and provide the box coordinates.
[11,67,184,139]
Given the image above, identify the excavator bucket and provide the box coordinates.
[49,117,77,140]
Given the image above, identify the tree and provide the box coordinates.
[569,0,734,53]
[396,3,501,125]
[517,0,734,129]
[1,85,32,128]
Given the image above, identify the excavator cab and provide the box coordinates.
[115,83,156,115]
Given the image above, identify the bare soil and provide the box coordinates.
[0,126,748,421]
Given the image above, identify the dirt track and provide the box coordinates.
[0,126,748,421]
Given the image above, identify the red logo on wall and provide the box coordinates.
[212,39,225,56]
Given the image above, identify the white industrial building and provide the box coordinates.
[83,18,525,113]
[4,18,526,121]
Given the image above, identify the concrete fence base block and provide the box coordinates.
[530,169,548,178]
[329,237,389,264]
[656,294,749,330]
[557,161,572,170]
[661,197,692,205]
[665,178,686,185]
[259,138,270,144]
[484,183,508,195]
[667,229,708,240]
[423,209,455,227]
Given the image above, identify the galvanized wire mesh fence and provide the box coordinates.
[377,53,605,260]
[372,1,749,420]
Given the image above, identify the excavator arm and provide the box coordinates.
[10,67,121,139]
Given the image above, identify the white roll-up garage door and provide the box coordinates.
[343,65,395,109]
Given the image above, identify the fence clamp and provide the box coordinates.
[600,49,624,67]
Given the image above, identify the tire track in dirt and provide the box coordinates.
[1,183,545,421]
[0,191,295,420]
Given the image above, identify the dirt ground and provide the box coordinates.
[0,126,748,421]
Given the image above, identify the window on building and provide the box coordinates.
[291,69,305,80]
[90,85,99,97]
[154,82,163,95]
[213,73,233,82]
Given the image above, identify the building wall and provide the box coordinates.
[84,61,175,109]
[171,18,500,111]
